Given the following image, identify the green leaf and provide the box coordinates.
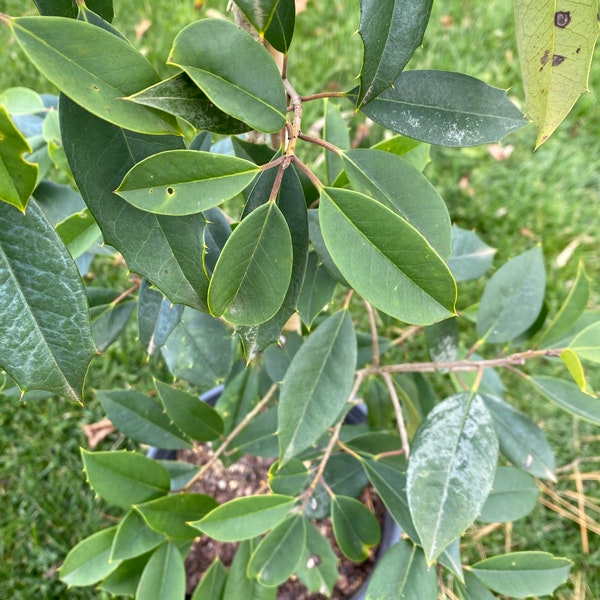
[116,150,259,216]
[89,297,135,353]
[319,187,456,325]
[530,375,600,425]
[407,392,498,563]
[425,317,459,365]
[230,407,279,458]
[135,493,218,540]
[268,459,310,496]
[307,208,348,286]
[223,540,277,600]
[448,226,496,282]
[560,348,595,395]
[331,495,381,562]
[567,321,600,363]
[0,105,38,211]
[477,246,546,343]
[357,70,527,146]
[357,0,433,107]
[59,527,120,587]
[324,453,369,499]
[323,100,350,184]
[278,310,357,463]
[190,558,228,600]
[248,514,307,586]
[263,331,303,382]
[0,200,95,402]
[55,208,102,259]
[33,0,114,22]
[100,551,153,597]
[136,542,186,600]
[515,0,599,147]
[342,148,451,257]
[482,393,556,481]
[470,551,572,597]
[60,96,210,311]
[7,16,177,134]
[157,460,200,492]
[215,369,260,437]
[155,379,224,442]
[0,86,45,115]
[235,0,280,33]
[160,307,234,390]
[97,389,192,449]
[366,539,437,600]
[478,466,539,523]
[129,73,250,135]
[168,18,287,133]
[458,572,497,600]
[81,449,171,508]
[110,510,165,561]
[264,0,295,53]
[191,495,296,542]
[296,251,338,328]
[208,202,293,326]
[371,134,430,171]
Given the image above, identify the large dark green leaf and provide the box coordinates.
[264,0,295,53]
[407,393,498,563]
[7,16,177,134]
[60,97,210,311]
[357,0,433,107]
[33,0,114,22]
[357,70,527,146]
[0,200,95,402]
[169,19,287,133]
[319,187,456,325]
[278,310,357,463]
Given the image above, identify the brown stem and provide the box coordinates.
[300,91,348,102]
[291,156,323,190]
[110,277,141,307]
[382,372,410,458]
[363,301,380,368]
[298,131,342,156]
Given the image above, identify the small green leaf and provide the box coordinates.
[0,105,38,211]
[190,558,227,600]
[297,251,338,327]
[448,226,496,282]
[116,150,259,215]
[470,551,572,597]
[278,311,357,463]
[235,0,280,33]
[191,495,296,542]
[230,408,279,458]
[324,453,369,499]
[319,187,456,325]
[567,321,600,363]
[100,551,153,597]
[88,294,135,353]
[477,246,546,343]
[155,379,224,442]
[371,134,430,171]
[81,449,171,508]
[97,389,192,449]
[135,493,218,540]
[208,202,293,326]
[560,348,595,395]
[110,510,165,561]
[248,514,307,586]
[169,19,287,133]
[264,0,295,53]
[323,100,350,184]
[478,467,539,523]
[136,542,186,600]
[268,459,310,496]
[223,540,277,600]
[357,70,527,146]
[366,539,437,600]
[55,208,102,258]
[458,572,497,600]
[331,495,381,562]
[60,527,120,587]
[0,86,45,115]
[407,393,498,564]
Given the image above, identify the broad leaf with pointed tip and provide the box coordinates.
[110,510,165,561]
[0,200,95,402]
[136,542,186,600]
[264,0,295,53]
[190,558,227,600]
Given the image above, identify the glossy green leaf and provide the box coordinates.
[264,0,295,53]
[110,510,165,561]
[129,73,250,134]
[366,539,437,600]
[0,200,95,402]
[0,105,38,211]
[530,375,600,425]
[60,96,210,311]
[235,0,280,33]
[191,495,296,542]
[470,551,572,597]
[0,86,44,115]
[81,449,171,508]
[477,246,546,343]
[324,453,368,499]
[135,493,217,540]
[136,542,186,600]
[116,150,258,216]
[155,379,224,442]
[357,0,433,107]
[97,389,192,449]
[190,558,227,600]
[169,19,287,133]
[357,70,527,146]
[478,466,539,523]
[33,0,114,21]
[208,202,293,326]
[448,226,496,282]
[55,208,102,258]
[223,540,277,600]
[482,393,556,481]
[248,514,307,586]
[307,208,348,286]
[296,251,338,327]
[342,148,451,257]
[407,393,498,563]
[331,495,381,562]
[100,551,153,597]
[268,459,310,496]
[319,187,456,325]
[538,261,590,347]
[560,348,595,395]
[7,16,177,134]
[160,307,234,390]
[278,310,357,463]
[516,0,599,147]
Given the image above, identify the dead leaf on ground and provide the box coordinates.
[82,418,115,448]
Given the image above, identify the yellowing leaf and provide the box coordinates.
[515,0,600,147]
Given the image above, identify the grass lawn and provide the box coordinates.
[0,0,598,598]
